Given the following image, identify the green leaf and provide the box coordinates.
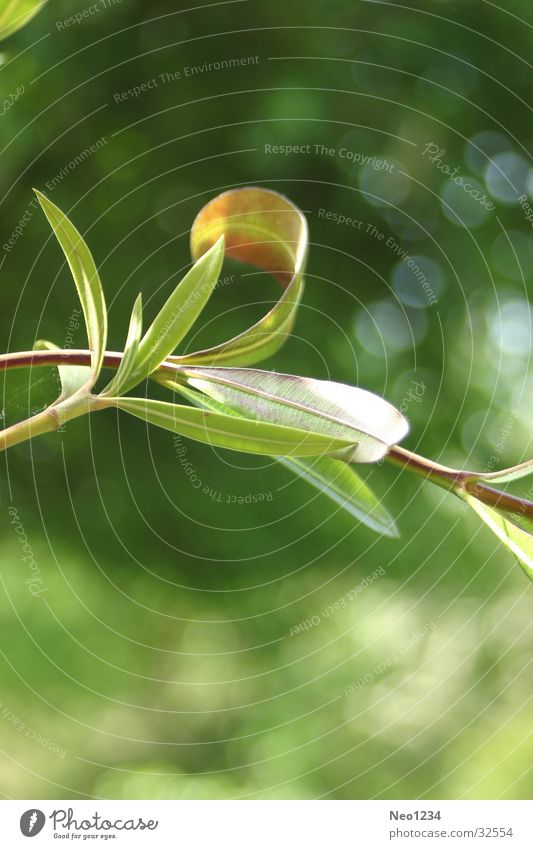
[0,0,46,41]
[174,365,409,463]
[159,379,399,535]
[463,493,533,583]
[33,339,92,400]
[494,507,533,536]
[469,459,533,485]
[35,191,107,390]
[109,396,362,458]
[100,294,143,397]
[279,456,399,537]
[168,187,307,367]
[34,339,58,350]
[120,237,225,391]
[56,363,93,400]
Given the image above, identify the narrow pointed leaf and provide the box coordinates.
[469,459,533,485]
[169,187,307,367]
[33,339,92,400]
[0,0,46,41]
[110,396,361,458]
[463,493,533,583]
[494,507,533,537]
[279,456,399,537]
[100,294,143,397]
[123,236,224,389]
[35,191,107,388]
[174,365,408,463]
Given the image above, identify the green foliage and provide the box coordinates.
[118,237,225,391]
[463,493,533,582]
[279,455,399,537]
[164,381,399,536]
[1,1,532,802]
[175,365,408,463]
[1,189,532,581]
[171,187,307,367]
[100,294,143,398]
[34,339,92,401]
[35,191,107,390]
[470,460,533,485]
[0,0,46,41]
[111,395,365,458]
[32,187,406,538]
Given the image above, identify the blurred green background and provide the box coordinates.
[0,0,532,799]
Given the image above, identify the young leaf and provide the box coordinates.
[56,363,93,401]
[119,237,224,391]
[493,507,533,536]
[468,459,533,485]
[279,456,399,537]
[462,493,533,583]
[35,191,107,389]
[33,339,92,401]
[0,0,46,41]
[100,294,143,398]
[168,187,307,367]
[161,378,398,534]
[175,365,409,463]
[108,396,362,458]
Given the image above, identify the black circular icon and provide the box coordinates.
[20,810,46,837]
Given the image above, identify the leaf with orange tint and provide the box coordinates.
[169,187,307,367]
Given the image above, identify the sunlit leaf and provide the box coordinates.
[494,506,533,536]
[279,456,399,537]
[35,191,107,389]
[109,396,362,458]
[100,294,143,397]
[168,187,307,367]
[160,377,399,534]
[469,459,533,485]
[173,365,409,463]
[33,339,91,400]
[0,0,46,41]
[124,237,225,389]
[463,493,533,583]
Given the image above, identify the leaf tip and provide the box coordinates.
[212,233,225,254]
[34,188,57,219]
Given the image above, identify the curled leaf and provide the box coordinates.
[169,187,307,367]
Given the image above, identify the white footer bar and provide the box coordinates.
[1,799,531,847]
